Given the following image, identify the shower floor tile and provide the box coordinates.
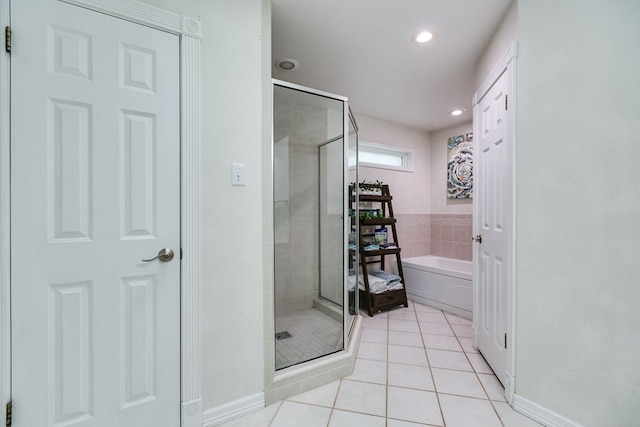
[275,308,343,370]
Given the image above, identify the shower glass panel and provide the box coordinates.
[319,138,344,307]
[347,114,358,331]
[273,82,351,370]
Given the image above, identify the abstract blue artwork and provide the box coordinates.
[447,133,473,199]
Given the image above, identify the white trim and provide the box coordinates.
[201,393,265,427]
[472,40,517,404]
[272,78,348,102]
[0,0,11,421]
[473,42,517,105]
[60,0,202,39]
[179,25,203,427]
[512,394,584,427]
[0,0,202,425]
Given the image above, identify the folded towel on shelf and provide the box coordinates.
[370,269,402,286]
[387,282,404,291]
[347,274,391,293]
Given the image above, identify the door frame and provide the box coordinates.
[472,41,517,403]
[0,0,203,425]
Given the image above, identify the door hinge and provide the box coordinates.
[5,26,11,53]
[6,401,12,426]
[504,333,507,349]
[505,94,508,111]
[180,248,183,260]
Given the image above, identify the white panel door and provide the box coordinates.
[474,70,511,388]
[10,0,180,426]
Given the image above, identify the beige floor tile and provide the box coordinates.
[432,368,487,399]
[387,386,443,426]
[419,321,455,336]
[334,379,386,417]
[361,316,388,330]
[445,313,473,326]
[422,334,463,351]
[416,311,449,323]
[451,324,474,337]
[357,341,387,362]
[347,358,387,384]
[388,330,423,347]
[439,394,502,427]
[270,401,332,427]
[287,380,340,407]
[361,327,388,344]
[388,344,428,366]
[328,409,386,427]
[457,336,478,353]
[387,362,434,391]
[478,374,506,402]
[388,307,417,321]
[389,319,421,333]
[467,352,494,374]
[427,348,473,371]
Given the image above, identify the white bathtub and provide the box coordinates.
[401,255,472,319]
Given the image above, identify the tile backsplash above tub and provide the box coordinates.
[394,214,472,262]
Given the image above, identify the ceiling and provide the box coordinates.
[272,0,512,132]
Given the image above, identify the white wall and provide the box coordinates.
[429,122,473,214]
[475,0,517,89]
[354,114,431,214]
[139,0,267,411]
[516,1,640,425]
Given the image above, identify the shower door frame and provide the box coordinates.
[271,79,357,359]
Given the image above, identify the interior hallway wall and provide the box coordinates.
[428,122,473,261]
[139,0,268,412]
[516,1,640,425]
[475,0,517,90]
[354,114,432,259]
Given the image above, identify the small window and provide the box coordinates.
[355,141,413,172]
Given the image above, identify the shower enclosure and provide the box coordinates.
[273,80,357,370]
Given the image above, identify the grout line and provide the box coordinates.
[415,305,446,427]
[266,401,283,427]
[443,311,506,427]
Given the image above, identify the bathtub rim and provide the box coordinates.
[401,255,472,281]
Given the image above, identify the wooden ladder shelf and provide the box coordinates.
[351,184,408,316]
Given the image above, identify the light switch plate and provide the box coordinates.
[231,162,245,186]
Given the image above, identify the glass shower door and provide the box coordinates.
[273,82,348,370]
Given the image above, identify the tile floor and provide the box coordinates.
[221,301,542,426]
[275,308,343,369]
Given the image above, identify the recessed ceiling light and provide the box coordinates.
[450,109,466,116]
[412,31,434,44]
[274,58,299,71]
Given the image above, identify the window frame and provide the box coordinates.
[354,140,414,172]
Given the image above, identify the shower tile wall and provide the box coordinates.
[274,100,326,315]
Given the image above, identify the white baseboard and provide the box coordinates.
[202,393,265,426]
[512,394,583,427]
